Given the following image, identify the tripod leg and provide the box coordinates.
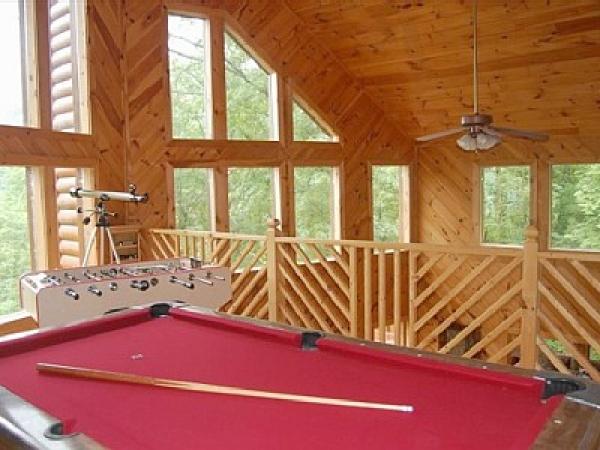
[99,226,106,265]
[82,227,97,267]
[106,227,120,264]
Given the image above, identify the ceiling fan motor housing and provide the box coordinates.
[460,113,493,127]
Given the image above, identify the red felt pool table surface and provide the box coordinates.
[0,306,561,449]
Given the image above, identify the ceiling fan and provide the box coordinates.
[415,0,549,151]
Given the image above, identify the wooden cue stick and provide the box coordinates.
[37,363,413,413]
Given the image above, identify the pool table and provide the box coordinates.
[0,303,598,449]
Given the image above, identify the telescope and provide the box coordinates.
[70,184,148,203]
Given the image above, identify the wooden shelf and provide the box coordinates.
[116,244,138,251]
[110,226,141,263]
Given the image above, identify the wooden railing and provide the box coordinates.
[146,223,600,382]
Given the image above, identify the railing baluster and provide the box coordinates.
[364,247,372,341]
[393,250,402,346]
[349,247,358,338]
[378,250,386,343]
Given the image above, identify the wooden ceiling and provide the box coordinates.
[285,1,600,138]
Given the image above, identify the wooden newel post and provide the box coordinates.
[266,218,280,323]
[520,225,540,369]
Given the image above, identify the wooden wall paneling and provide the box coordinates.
[417,137,600,246]
[88,0,127,223]
[122,0,413,242]
[124,0,170,229]
[471,163,482,246]
[0,127,96,164]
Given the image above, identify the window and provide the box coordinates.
[49,0,89,133]
[228,168,276,234]
[293,100,336,142]
[551,163,600,250]
[225,32,277,140]
[168,14,211,139]
[294,167,339,239]
[174,168,212,230]
[0,0,36,127]
[0,167,33,314]
[372,166,409,242]
[481,166,530,245]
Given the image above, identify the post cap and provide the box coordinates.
[267,218,280,228]
[524,225,539,242]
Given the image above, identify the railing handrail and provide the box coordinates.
[148,228,266,242]
[538,250,600,261]
[150,228,530,257]
[147,224,600,381]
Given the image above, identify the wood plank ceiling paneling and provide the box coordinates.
[286,0,600,137]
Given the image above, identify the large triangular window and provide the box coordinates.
[225,32,277,141]
[292,99,337,142]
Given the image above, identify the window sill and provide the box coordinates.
[0,311,38,338]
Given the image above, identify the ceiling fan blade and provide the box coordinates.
[482,126,502,137]
[416,128,465,142]
[488,126,549,141]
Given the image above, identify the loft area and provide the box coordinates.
[0,1,598,448]
[0,0,598,381]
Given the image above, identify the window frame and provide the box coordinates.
[167,11,213,140]
[292,165,341,240]
[548,162,600,252]
[170,165,216,232]
[475,163,534,248]
[370,164,410,243]
[226,165,280,235]
[223,28,279,142]
[0,0,39,128]
[291,96,338,143]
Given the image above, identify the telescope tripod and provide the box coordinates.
[80,201,120,267]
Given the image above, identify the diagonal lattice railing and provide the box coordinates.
[145,225,600,380]
[537,253,600,381]
[146,229,269,319]
[408,246,524,365]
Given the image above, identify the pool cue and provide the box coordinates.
[37,363,413,413]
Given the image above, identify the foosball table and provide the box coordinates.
[20,258,231,327]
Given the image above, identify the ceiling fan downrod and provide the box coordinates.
[472,0,479,115]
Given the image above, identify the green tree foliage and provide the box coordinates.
[482,166,530,245]
[295,167,334,239]
[174,168,211,230]
[552,164,600,249]
[225,33,272,140]
[293,102,333,142]
[228,168,274,234]
[372,166,405,242]
[169,18,338,236]
[168,15,208,139]
[0,167,31,314]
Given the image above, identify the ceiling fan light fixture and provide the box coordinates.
[456,132,501,152]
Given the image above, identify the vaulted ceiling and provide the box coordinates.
[285,1,600,138]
